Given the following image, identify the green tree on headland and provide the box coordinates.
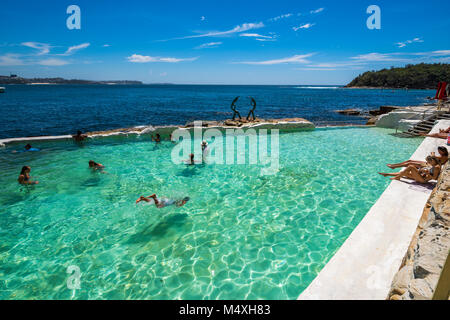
[346,63,450,89]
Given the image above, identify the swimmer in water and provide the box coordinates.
[18,166,39,185]
[12,144,40,153]
[89,160,106,172]
[135,193,190,208]
[151,133,161,143]
[183,153,201,165]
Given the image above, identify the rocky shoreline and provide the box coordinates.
[388,162,450,300]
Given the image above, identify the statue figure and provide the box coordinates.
[231,96,242,121]
[247,97,256,121]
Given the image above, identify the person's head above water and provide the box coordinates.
[24,144,32,150]
[77,130,82,136]
[20,166,31,175]
[89,160,97,167]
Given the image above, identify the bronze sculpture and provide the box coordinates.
[231,96,242,120]
[247,97,256,121]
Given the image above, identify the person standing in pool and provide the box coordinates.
[201,141,209,162]
[73,130,88,142]
[183,153,201,165]
[151,134,161,143]
[135,193,190,208]
[18,166,39,185]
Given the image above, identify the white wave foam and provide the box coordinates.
[295,86,341,89]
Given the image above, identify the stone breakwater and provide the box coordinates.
[388,162,450,300]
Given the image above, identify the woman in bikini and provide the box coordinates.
[379,156,441,183]
[386,146,448,169]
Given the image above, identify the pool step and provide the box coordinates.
[405,110,450,136]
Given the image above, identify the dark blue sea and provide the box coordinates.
[0,84,434,139]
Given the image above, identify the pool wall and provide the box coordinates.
[299,119,450,300]
[0,118,315,147]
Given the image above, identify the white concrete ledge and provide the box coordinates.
[299,120,450,300]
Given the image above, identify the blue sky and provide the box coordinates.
[0,0,449,84]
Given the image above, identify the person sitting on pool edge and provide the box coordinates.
[89,160,105,171]
[18,166,39,185]
[387,146,448,169]
[378,155,441,183]
[135,194,190,208]
[73,130,88,142]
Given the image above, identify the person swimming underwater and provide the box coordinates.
[135,193,190,208]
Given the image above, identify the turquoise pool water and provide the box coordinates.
[0,127,422,300]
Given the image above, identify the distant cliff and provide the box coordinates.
[346,63,450,89]
[0,76,142,85]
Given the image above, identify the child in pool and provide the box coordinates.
[18,166,39,185]
[135,194,190,208]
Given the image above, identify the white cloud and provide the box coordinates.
[127,54,197,63]
[38,58,70,66]
[351,53,406,62]
[255,38,276,42]
[195,42,222,49]
[103,44,111,47]
[161,22,264,41]
[269,13,293,22]
[21,42,50,55]
[240,33,273,39]
[64,43,90,55]
[396,37,423,48]
[160,72,167,77]
[201,16,206,21]
[310,8,324,14]
[0,54,24,66]
[429,50,450,56]
[293,23,315,31]
[235,54,314,65]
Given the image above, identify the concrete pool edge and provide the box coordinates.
[298,119,450,300]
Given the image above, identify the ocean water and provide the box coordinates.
[0,84,434,139]
[0,127,422,299]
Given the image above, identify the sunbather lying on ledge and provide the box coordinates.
[387,146,448,168]
[379,156,441,183]
[135,194,190,208]
[419,126,450,139]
